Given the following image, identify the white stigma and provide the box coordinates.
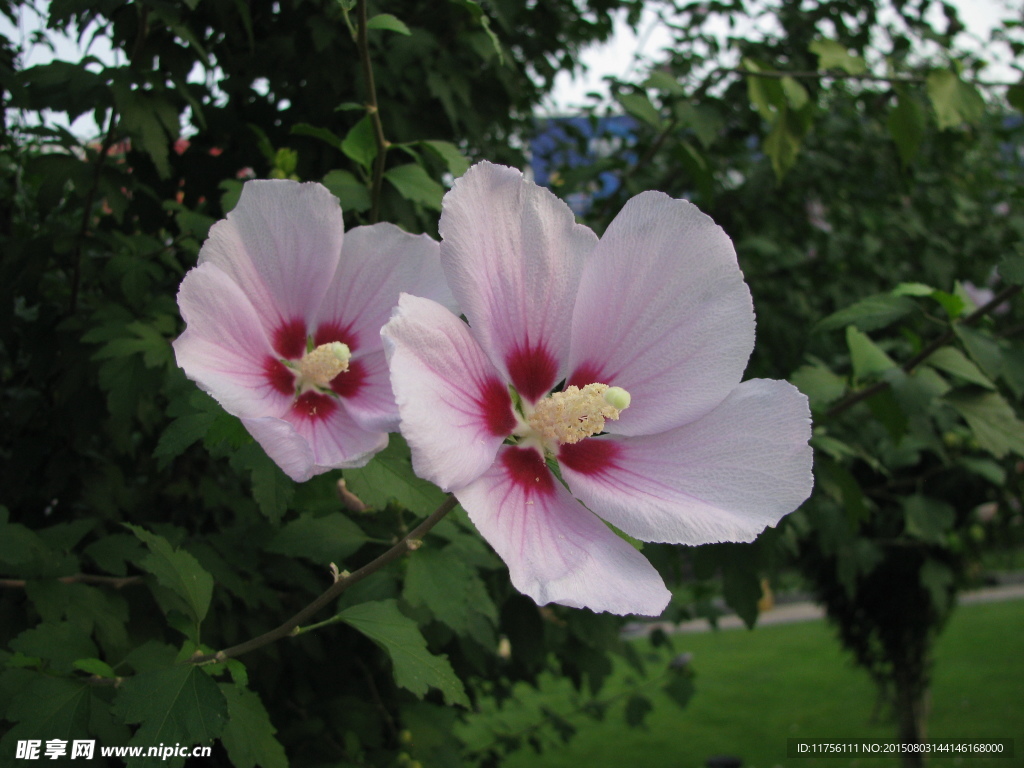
[527,383,630,446]
[297,341,351,389]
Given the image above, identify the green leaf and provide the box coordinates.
[113,665,227,762]
[154,411,217,468]
[341,115,378,172]
[291,122,344,149]
[111,82,180,179]
[945,391,1024,458]
[926,346,995,389]
[846,326,897,381]
[926,69,985,130]
[1008,81,1024,114]
[420,140,470,177]
[616,91,662,129]
[219,684,288,768]
[624,694,653,728]
[74,658,118,678]
[403,545,497,641]
[903,495,955,544]
[791,363,847,411]
[339,600,469,706]
[892,282,935,297]
[744,59,784,122]
[953,325,1002,379]
[931,289,966,319]
[322,169,372,213]
[809,39,866,74]
[384,164,445,210]
[366,13,411,35]
[125,524,214,625]
[230,443,295,522]
[919,559,954,613]
[10,622,98,674]
[888,91,926,165]
[998,253,1024,286]
[818,294,917,332]
[266,512,367,564]
[342,435,446,513]
[0,671,92,747]
[781,76,808,110]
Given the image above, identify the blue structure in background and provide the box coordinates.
[529,115,638,215]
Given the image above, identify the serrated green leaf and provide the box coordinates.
[322,169,372,213]
[10,622,98,674]
[810,39,866,74]
[953,325,1002,378]
[291,122,344,149]
[342,435,446,513]
[846,326,897,381]
[366,13,411,35]
[926,346,995,389]
[927,69,985,130]
[266,512,367,564]
[888,92,926,165]
[339,600,469,706]
[74,658,118,678]
[341,115,378,171]
[616,91,662,129]
[125,524,213,625]
[818,293,917,332]
[920,559,954,613]
[892,282,935,297]
[931,289,966,319]
[781,76,808,109]
[945,390,1024,458]
[420,140,470,177]
[0,671,92,748]
[384,163,445,210]
[230,443,295,522]
[113,665,227,762]
[219,684,288,768]
[155,411,217,467]
[624,694,653,728]
[903,495,954,544]
[403,546,497,641]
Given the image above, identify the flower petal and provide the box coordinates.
[173,263,292,418]
[338,350,400,433]
[381,294,516,491]
[559,379,813,545]
[198,180,344,336]
[314,222,455,356]
[439,162,598,402]
[568,192,755,435]
[457,446,671,616]
[242,405,388,482]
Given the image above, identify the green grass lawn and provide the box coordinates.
[504,598,1023,768]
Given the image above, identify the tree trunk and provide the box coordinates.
[894,663,930,768]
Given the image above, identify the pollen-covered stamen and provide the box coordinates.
[296,341,351,390]
[527,383,630,446]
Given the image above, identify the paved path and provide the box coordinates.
[633,582,1024,636]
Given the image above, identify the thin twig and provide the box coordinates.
[189,494,458,664]
[825,283,1022,420]
[357,0,389,223]
[0,573,142,589]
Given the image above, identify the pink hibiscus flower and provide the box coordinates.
[174,179,454,482]
[382,162,813,616]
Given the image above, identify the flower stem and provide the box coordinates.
[189,494,459,664]
[356,0,389,223]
